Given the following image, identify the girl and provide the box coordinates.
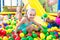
[46,10,60,28]
[46,17,59,28]
[55,10,60,27]
[15,9,43,33]
[0,15,4,28]
[15,6,22,21]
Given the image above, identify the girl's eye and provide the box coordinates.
[33,14,35,16]
[30,14,32,16]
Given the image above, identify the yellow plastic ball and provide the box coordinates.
[19,33,24,38]
[40,33,45,39]
[48,28,51,32]
[1,28,5,30]
[53,38,56,40]
[13,25,16,30]
[34,38,38,40]
[6,29,12,33]
[51,27,55,31]
[46,35,52,40]
[37,37,40,40]
[3,36,8,40]
[54,27,58,31]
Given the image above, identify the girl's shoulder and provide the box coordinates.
[21,17,27,22]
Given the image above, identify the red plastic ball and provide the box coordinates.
[36,32,40,37]
[27,33,32,36]
[1,30,6,36]
[15,36,20,40]
[13,34,17,39]
[18,30,22,34]
[55,34,58,38]
[0,29,2,36]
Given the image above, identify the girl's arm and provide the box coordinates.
[47,0,57,6]
[32,20,43,30]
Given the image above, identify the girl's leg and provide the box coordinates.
[26,25,39,33]
[26,25,34,33]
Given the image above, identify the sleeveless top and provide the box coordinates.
[18,18,34,30]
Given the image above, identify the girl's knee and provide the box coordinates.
[26,25,34,33]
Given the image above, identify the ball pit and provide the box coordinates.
[0,14,60,40]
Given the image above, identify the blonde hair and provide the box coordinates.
[24,8,36,17]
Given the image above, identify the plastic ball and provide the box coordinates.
[13,34,17,39]
[55,34,58,38]
[15,36,20,40]
[45,33,49,37]
[36,32,40,37]
[52,35,56,39]
[6,29,12,34]
[6,20,10,24]
[42,29,48,34]
[50,32,54,35]
[32,33,38,38]
[51,27,56,31]
[11,20,14,24]
[14,21,16,25]
[46,35,52,40]
[0,26,2,28]
[9,25,13,29]
[54,32,58,35]
[48,28,51,32]
[21,37,27,40]
[19,33,24,38]
[27,33,32,36]
[1,30,6,36]
[0,29,2,36]
[26,36,33,40]
[0,37,2,40]
[42,26,47,29]
[54,27,58,31]
[40,33,45,39]
[47,24,52,28]
[34,38,38,40]
[53,38,56,40]
[18,30,22,35]
[8,37,14,40]
[43,14,47,18]
[5,26,9,30]
[41,16,44,19]
[13,25,16,30]
[3,36,8,40]
[3,23,8,27]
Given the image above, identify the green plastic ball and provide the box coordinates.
[9,25,13,29]
[42,29,48,34]
[5,26,9,30]
[0,37,2,40]
[32,33,38,38]
[21,37,27,40]
[50,32,54,35]
[26,36,33,40]
[8,37,14,40]
[52,35,56,39]
[43,14,47,18]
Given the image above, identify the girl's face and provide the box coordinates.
[27,11,36,20]
[16,7,20,12]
